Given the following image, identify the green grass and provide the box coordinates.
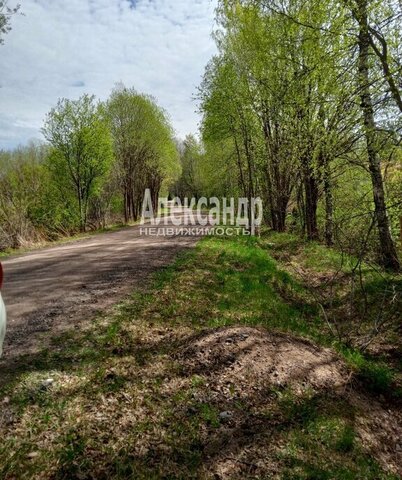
[263,230,357,272]
[258,231,401,396]
[341,347,398,394]
[0,233,400,479]
[150,236,319,336]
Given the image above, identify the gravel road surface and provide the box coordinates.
[0,208,204,369]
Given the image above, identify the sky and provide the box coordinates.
[0,0,217,150]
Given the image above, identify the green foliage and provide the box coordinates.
[194,0,402,269]
[0,143,52,248]
[106,85,180,221]
[0,87,180,248]
[173,134,204,199]
[386,149,402,241]
[42,94,114,231]
[0,1,20,45]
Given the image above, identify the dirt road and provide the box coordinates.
[0,209,204,366]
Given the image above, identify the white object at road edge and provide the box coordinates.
[0,293,6,357]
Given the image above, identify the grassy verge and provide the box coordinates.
[0,222,144,259]
[0,235,400,479]
[263,232,402,391]
[0,207,173,259]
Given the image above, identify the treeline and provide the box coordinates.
[190,0,402,271]
[0,86,180,250]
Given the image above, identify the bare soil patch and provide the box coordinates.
[181,326,347,392]
[179,326,402,478]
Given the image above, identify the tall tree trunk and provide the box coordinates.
[124,185,131,223]
[77,188,85,233]
[262,120,277,230]
[232,130,247,199]
[323,159,334,247]
[302,157,319,241]
[356,0,400,271]
[262,116,292,232]
[243,127,256,233]
[276,201,287,233]
[264,165,277,230]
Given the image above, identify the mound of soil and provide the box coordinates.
[179,327,402,478]
[182,326,347,393]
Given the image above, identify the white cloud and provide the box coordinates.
[0,0,217,149]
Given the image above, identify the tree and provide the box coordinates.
[42,95,114,232]
[200,0,358,238]
[366,0,402,117]
[198,0,400,269]
[173,135,204,199]
[0,142,49,248]
[199,53,262,225]
[106,85,180,221]
[353,0,400,271]
[262,0,400,267]
[0,1,20,45]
